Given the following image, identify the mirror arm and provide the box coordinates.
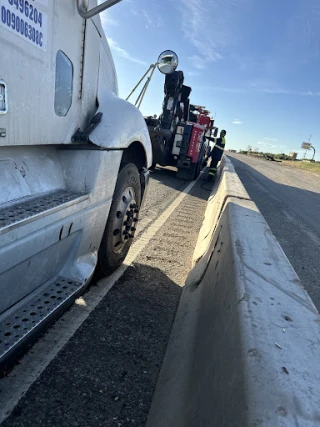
[126,65,155,102]
[126,50,178,109]
[77,0,123,19]
[137,65,157,109]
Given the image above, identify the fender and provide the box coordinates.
[89,91,153,168]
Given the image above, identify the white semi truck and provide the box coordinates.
[0,0,152,365]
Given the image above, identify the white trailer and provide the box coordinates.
[0,0,152,364]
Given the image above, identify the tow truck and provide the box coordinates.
[126,50,218,181]
[145,55,217,180]
[146,98,217,180]
[0,0,152,365]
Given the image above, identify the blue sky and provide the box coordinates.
[101,0,320,160]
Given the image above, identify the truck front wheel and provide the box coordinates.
[98,163,141,276]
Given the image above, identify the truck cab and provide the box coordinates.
[0,0,152,365]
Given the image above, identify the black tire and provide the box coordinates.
[193,149,205,179]
[195,160,201,179]
[97,163,141,276]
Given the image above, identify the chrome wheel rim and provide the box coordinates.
[112,187,139,254]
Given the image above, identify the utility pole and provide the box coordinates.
[303,134,312,159]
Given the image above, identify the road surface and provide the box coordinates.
[2,155,320,427]
[0,167,211,427]
[228,153,320,311]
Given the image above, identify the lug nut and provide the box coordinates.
[124,235,129,240]
[131,227,136,232]
[133,218,138,223]
[134,209,139,214]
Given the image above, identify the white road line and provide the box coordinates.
[0,175,201,424]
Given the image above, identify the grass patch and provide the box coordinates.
[282,161,320,174]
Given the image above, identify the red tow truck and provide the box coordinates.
[145,72,218,180]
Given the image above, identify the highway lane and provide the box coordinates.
[228,153,320,311]
[0,166,210,427]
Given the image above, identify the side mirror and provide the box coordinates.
[157,50,179,75]
[127,49,179,108]
[213,128,218,137]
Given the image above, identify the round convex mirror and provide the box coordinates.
[157,50,179,74]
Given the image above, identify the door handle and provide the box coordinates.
[0,80,8,114]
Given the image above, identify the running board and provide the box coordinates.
[0,276,86,366]
[0,190,88,235]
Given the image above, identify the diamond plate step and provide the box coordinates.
[0,276,85,365]
[0,190,88,235]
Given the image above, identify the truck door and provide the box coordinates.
[0,0,94,146]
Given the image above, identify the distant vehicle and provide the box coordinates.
[264,154,276,161]
[264,155,282,163]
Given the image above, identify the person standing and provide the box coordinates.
[207,129,227,180]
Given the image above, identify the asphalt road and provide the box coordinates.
[0,167,211,427]
[227,153,320,311]
[3,155,319,426]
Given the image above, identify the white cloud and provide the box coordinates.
[249,80,320,96]
[199,85,320,97]
[178,0,223,70]
[200,86,247,93]
[264,137,277,142]
[131,8,163,29]
[100,10,118,26]
[107,38,147,66]
[257,88,320,96]
[142,9,163,29]
[232,119,243,125]
[142,9,153,29]
[186,71,201,77]
[188,55,207,70]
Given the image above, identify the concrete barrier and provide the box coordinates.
[193,156,250,266]
[147,156,320,427]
